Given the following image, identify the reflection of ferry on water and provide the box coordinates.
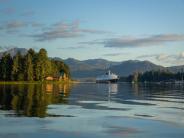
[96,70,119,83]
[108,83,118,102]
[108,83,118,94]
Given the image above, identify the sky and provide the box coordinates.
[0,0,184,67]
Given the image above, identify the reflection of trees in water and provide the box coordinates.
[131,83,139,96]
[131,83,184,97]
[0,83,71,117]
[45,83,71,104]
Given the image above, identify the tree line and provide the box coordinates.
[0,48,70,81]
[120,70,184,82]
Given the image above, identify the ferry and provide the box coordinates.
[96,70,119,83]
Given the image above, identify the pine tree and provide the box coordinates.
[11,54,19,81]
[25,53,34,81]
[6,54,13,80]
[0,54,12,81]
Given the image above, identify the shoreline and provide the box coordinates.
[0,81,183,85]
[0,80,78,85]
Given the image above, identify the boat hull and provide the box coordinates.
[96,79,118,83]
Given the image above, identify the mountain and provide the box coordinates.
[109,60,165,76]
[83,59,120,69]
[62,59,165,79]
[0,48,27,58]
[167,65,184,73]
[64,58,119,71]
[61,58,120,78]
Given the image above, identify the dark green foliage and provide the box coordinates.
[123,70,184,82]
[25,53,34,81]
[0,48,70,81]
[0,53,13,81]
[11,53,19,80]
[51,60,70,78]
[11,52,25,81]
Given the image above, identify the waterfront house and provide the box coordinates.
[45,71,68,81]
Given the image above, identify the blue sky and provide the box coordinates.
[0,0,184,66]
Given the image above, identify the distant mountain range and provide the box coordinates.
[0,48,27,58]
[59,58,184,79]
[1,48,184,79]
[109,60,165,76]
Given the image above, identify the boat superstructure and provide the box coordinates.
[96,70,119,83]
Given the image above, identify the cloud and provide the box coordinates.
[30,22,44,28]
[21,11,35,17]
[57,45,87,50]
[0,0,9,3]
[0,20,108,41]
[0,20,43,33]
[6,21,28,29]
[138,52,184,66]
[179,52,184,59]
[80,29,109,34]
[30,21,109,41]
[156,54,171,61]
[137,54,158,59]
[155,53,184,62]
[0,8,34,16]
[105,34,184,48]
[0,7,15,15]
[0,21,28,33]
[79,39,104,45]
[103,52,127,57]
[80,34,184,48]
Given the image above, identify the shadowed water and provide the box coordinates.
[0,83,184,138]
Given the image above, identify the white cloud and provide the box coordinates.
[103,52,128,57]
[179,52,184,58]
[0,20,45,34]
[156,54,170,61]
[0,7,15,15]
[80,34,184,48]
[137,51,184,66]
[31,21,109,41]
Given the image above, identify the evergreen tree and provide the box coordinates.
[27,48,35,57]
[11,54,19,81]
[17,54,25,81]
[35,48,50,81]
[6,54,13,80]
[0,53,12,81]
[25,53,34,81]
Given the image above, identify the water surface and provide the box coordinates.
[0,83,184,138]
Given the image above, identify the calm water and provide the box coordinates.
[0,83,184,138]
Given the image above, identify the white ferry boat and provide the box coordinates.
[96,70,119,83]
